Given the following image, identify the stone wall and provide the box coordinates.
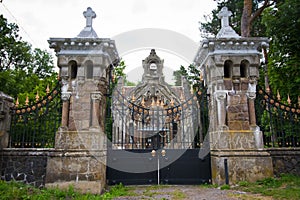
[268,148,300,176]
[0,149,49,187]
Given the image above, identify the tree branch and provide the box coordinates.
[250,0,275,25]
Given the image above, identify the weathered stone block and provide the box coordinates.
[211,150,274,185]
[210,130,262,150]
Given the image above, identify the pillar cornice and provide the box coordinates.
[61,92,72,101]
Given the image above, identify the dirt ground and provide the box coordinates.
[113,185,272,200]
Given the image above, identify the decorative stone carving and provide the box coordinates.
[216,7,240,38]
[61,92,72,101]
[77,7,98,38]
[215,91,228,130]
[91,92,102,101]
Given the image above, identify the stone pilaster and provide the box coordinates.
[61,92,72,129]
[215,91,228,130]
[90,92,102,128]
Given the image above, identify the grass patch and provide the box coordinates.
[171,189,186,199]
[220,184,230,190]
[0,181,132,200]
[236,174,300,200]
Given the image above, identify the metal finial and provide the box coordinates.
[141,96,145,107]
[131,94,136,102]
[25,96,29,106]
[277,90,281,101]
[180,92,185,102]
[151,97,155,107]
[35,92,39,102]
[46,84,50,94]
[170,98,174,107]
[287,94,291,105]
[15,98,19,108]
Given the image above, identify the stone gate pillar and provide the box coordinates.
[194,7,273,185]
[0,92,14,149]
[45,7,119,193]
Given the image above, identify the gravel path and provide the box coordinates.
[113,185,271,200]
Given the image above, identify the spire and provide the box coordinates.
[216,7,240,38]
[77,7,98,38]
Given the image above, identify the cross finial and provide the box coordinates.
[218,7,232,28]
[83,7,96,27]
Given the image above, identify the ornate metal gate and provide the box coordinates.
[106,86,211,185]
[9,82,62,148]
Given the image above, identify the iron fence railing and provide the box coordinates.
[255,86,300,147]
[9,82,62,148]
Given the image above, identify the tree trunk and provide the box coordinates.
[241,0,252,37]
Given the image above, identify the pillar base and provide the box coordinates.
[211,150,273,185]
[46,181,103,194]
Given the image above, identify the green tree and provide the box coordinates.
[173,70,182,86]
[262,0,300,103]
[200,0,276,37]
[0,15,57,105]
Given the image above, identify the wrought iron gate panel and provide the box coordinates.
[110,88,207,150]
[256,86,300,147]
[9,82,62,148]
[107,86,211,185]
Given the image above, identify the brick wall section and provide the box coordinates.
[0,149,49,188]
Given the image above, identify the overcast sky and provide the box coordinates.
[0,0,217,83]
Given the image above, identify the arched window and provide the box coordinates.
[224,60,233,78]
[86,60,93,79]
[240,60,249,78]
[69,61,78,79]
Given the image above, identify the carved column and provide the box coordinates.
[215,91,228,130]
[247,82,256,127]
[91,92,102,128]
[61,92,72,129]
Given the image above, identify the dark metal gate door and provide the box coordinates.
[106,83,211,185]
[107,148,211,185]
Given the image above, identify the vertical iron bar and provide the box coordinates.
[224,158,229,185]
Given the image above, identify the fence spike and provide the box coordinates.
[156,97,160,106]
[160,98,164,107]
[35,92,39,102]
[287,94,291,105]
[151,97,155,107]
[25,96,29,106]
[46,84,50,94]
[15,97,19,108]
[170,98,174,107]
[180,92,185,102]
[141,96,145,107]
[131,94,136,102]
[277,90,281,101]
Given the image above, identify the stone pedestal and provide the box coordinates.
[210,130,273,185]
[45,130,107,193]
[211,150,273,185]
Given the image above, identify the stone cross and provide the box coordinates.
[218,7,232,28]
[83,7,96,27]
